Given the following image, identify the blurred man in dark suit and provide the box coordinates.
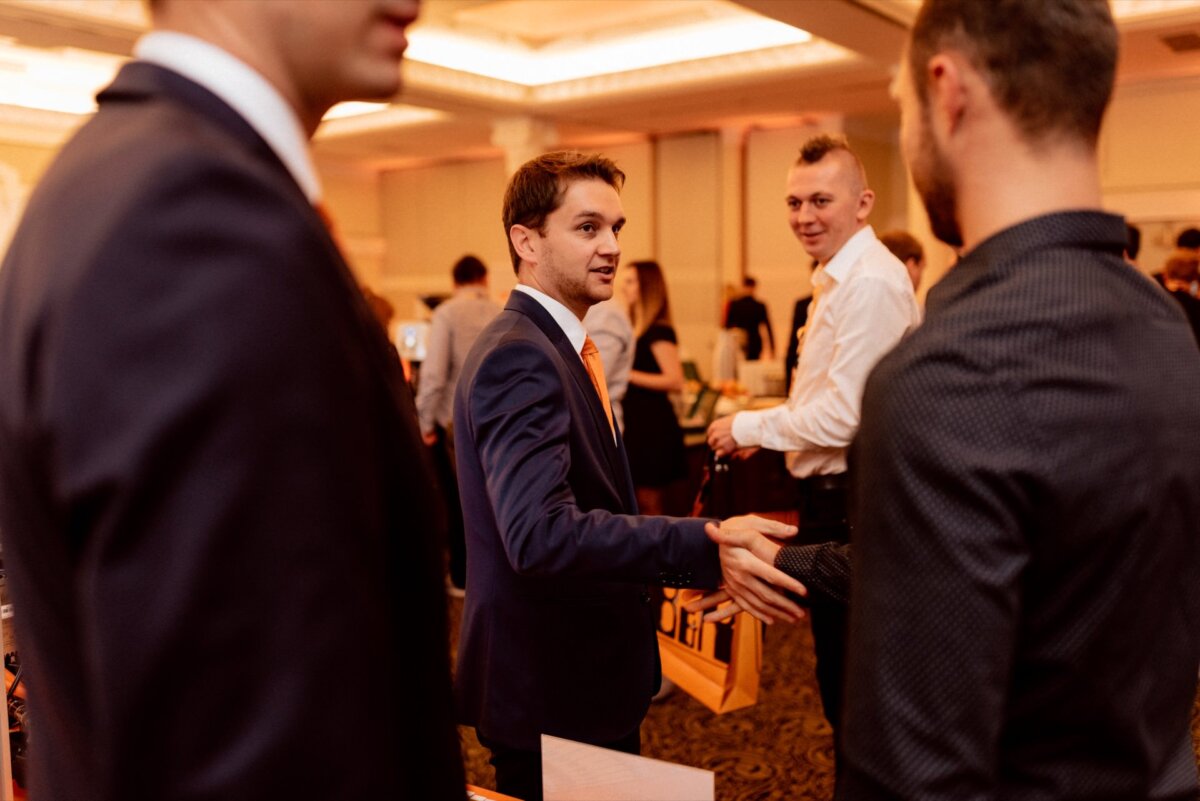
[839,1,1200,797]
[0,2,465,799]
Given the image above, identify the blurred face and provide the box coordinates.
[259,0,418,124]
[525,178,624,318]
[898,61,963,248]
[620,268,640,307]
[786,152,874,265]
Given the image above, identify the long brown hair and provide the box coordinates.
[628,260,673,338]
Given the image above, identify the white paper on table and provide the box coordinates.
[541,734,714,801]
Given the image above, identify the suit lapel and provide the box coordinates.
[103,63,410,430]
[505,292,630,488]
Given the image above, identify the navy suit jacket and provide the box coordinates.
[0,63,463,800]
[454,290,721,750]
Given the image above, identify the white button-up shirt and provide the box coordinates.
[732,225,921,477]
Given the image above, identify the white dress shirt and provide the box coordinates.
[134,31,322,204]
[731,226,921,477]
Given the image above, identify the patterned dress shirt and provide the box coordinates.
[837,211,1200,800]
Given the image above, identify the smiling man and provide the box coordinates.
[705,134,920,750]
[453,151,806,801]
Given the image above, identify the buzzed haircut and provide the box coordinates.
[879,230,925,265]
[452,255,487,285]
[795,133,867,190]
[502,151,625,274]
[908,0,1116,146]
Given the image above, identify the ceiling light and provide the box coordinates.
[0,40,120,114]
[405,16,811,86]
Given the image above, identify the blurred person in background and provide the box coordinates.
[584,296,635,430]
[878,229,927,292]
[1161,248,1200,345]
[724,275,775,361]
[416,254,501,595]
[622,260,688,516]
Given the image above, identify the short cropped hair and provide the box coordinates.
[502,151,625,274]
[452,255,487,286]
[908,0,1116,146]
[1175,227,1200,250]
[795,133,867,190]
[879,230,925,265]
[742,276,757,289]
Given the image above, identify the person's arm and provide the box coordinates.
[731,276,914,453]
[464,338,804,620]
[414,307,450,441]
[837,354,1028,800]
[629,339,684,392]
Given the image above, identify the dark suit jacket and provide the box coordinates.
[0,63,464,800]
[454,290,721,750]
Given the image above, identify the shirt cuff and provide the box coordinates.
[731,409,765,447]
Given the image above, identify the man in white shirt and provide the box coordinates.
[0,2,465,799]
[706,133,920,745]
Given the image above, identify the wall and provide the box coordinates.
[1101,75,1200,276]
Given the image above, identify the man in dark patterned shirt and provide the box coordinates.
[835,1,1200,798]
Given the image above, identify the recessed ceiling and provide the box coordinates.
[0,0,1199,171]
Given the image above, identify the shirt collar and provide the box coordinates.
[133,31,322,204]
[819,225,876,286]
[514,285,588,354]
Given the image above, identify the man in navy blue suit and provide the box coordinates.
[454,151,807,801]
[0,2,463,799]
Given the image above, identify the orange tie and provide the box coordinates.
[580,336,615,435]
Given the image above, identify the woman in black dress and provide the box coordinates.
[620,260,687,515]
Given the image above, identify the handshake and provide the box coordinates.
[686,515,808,625]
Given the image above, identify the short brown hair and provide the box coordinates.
[795,134,867,190]
[907,0,1116,146]
[878,230,925,265]
[502,151,625,273]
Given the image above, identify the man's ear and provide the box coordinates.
[856,188,876,223]
[926,52,968,137]
[510,224,537,266]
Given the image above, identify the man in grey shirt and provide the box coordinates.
[416,254,501,592]
[584,298,634,430]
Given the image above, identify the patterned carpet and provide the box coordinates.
[449,596,1200,801]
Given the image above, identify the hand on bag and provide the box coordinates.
[704,516,806,625]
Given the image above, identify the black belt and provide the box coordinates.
[797,472,850,493]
